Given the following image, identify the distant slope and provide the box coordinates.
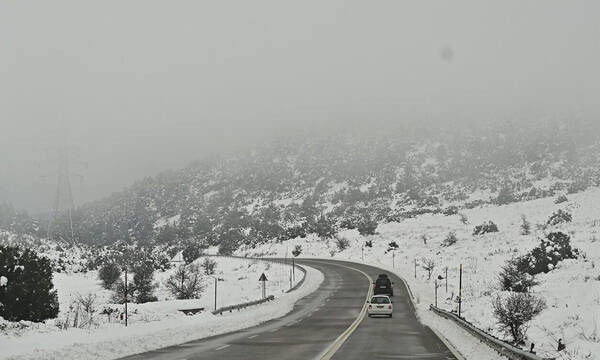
[46,119,600,252]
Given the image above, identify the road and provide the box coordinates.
[120,259,458,360]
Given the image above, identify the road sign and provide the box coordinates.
[259,273,268,299]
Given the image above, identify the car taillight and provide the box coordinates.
[388,305,392,309]
[368,305,372,308]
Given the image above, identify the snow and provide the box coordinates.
[244,186,600,359]
[0,276,7,287]
[0,258,323,360]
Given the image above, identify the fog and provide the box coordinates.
[1,1,598,212]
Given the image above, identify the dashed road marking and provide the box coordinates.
[215,345,230,351]
[248,335,259,339]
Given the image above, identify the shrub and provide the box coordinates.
[291,245,302,257]
[98,263,121,290]
[441,232,458,247]
[473,221,499,236]
[547,209,572,226]
[364,240,373,248]
[182,245,202,265]
[357,215,378,236]
[499,257,537,292]
[0,246,59,322]
[520,215,531,235]
[459,213,469,225]
[335,236,350,251]
[493,292,545,344]
[443,206,458,216]
[165,264,205,300]
[554,195,568,204]
[312,216,337,239]
[496,187,516,205]
[202,257,217,275]
[523,232,579,275]
[132,262,158,303]
[386,241,399,253]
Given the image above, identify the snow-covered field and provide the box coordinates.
[244,187,600,360]
[0,256,323,360]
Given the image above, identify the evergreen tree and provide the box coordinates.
[98,263,122,289]
[132,262,157,303]
[0,246,59,322]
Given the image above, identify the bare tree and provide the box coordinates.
[421,258,436,280]
[492,293,546,344]
[166,264,205,299]
[459,213,469,225]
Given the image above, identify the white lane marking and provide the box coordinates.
[215,345,230,351]
[269,328,280,332]
[247,335,259,339]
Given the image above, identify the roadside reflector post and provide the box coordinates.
[434,279,438,307]
[259,273,268,299]
[414,259,417,279]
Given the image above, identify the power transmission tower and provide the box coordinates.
[40,126,86,243]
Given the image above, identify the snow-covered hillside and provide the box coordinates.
[243,186,600,359]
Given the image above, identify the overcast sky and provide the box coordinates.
[1,1,599,212]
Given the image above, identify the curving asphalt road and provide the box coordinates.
[120,259,457,360]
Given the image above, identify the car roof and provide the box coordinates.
[371,295,390,298]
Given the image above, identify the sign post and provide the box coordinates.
[259,273,268,299]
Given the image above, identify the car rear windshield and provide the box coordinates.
[371,296,390,304]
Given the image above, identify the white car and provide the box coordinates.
[367,295,393,317]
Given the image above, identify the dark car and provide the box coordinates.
[373,274,393,296]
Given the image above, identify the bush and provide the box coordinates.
[0,246,59,322]
[554,195,568,204]
[441,232,458,247]
[291,245,302,257]
[459,213,469,225]
[182,245,202,265]
[312,216,337,239]
[98,263,121,290]
[357,215,378,236]
[547,210,572,226]
[132,262,158,303]
[364,240,373,248]
[522,232,579,275]
[499,257,537,292]
[520,215,531,235]
[202,257,217,275]
[473,221,499,236]
[335,236,350,251]
[443,206,458,216]
[492,292,545,344]
[165,264,205,299]
[386,241,399,253]
[496,187,516,205]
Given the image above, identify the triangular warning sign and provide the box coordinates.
[259,273,268,282]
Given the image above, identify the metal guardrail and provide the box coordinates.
[212,295,275,315]
[429,305,553,360]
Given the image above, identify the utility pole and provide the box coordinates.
[214,276,218,311]
[124,267,128,327]
[40,124,86,243]
[458,264,463,318]
[445,266,448,293]
[292,257,295,283]
[414,259,417,279]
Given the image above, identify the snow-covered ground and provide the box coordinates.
[244,187,600,360]
[0,257,323,360]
